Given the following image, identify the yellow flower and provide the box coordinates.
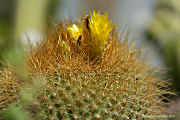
[89,11,113,51]
[67,11,113,57]
[67,24,82,40]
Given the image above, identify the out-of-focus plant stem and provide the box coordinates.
[12,0,49,79]
[16,0,49,35]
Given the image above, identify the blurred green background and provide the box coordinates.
[0,0,60,64]
[146,0,180,95]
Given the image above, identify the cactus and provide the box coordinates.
[0,11,172,120]
[0,67,21,110]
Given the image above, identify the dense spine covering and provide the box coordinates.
[0,11,172,120]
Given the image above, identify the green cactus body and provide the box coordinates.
[0,11,172,120]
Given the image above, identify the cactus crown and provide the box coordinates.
[0,11,173,120]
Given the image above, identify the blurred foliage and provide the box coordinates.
[0,1,15,63]
[146,0,180,95]
[0,0,60,64]
[1,106,31,120]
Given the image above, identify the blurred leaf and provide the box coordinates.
[1,106,30,120]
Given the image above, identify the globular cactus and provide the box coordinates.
[0,11,172,120]
[0,67,20,111]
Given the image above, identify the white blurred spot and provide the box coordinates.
[21,29,43,47]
